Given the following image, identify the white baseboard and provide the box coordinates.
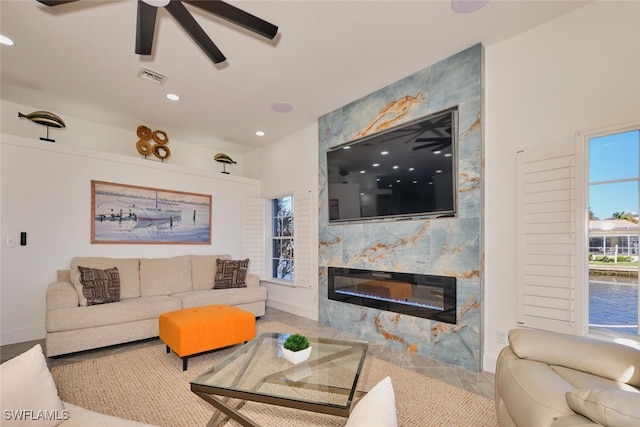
[0,325,44,346]
[266,300,318,321]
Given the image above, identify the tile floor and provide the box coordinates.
[0,307,495,400]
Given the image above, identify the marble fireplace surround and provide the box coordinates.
[318,44,483,371]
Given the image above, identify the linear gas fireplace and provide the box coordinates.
[328,267,457,324]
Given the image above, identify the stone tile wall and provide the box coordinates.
[318,44,484,371]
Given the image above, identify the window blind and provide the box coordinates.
[293,191,314,288]
[241,199,268,278]
[517,147,576,334]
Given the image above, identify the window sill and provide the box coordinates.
[261,279,296,288]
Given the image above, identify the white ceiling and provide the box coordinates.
[0,0,588,154]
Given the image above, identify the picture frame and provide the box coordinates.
[91,180,212,244]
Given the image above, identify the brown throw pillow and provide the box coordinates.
[214,259,249,289]
[78,266,120,306]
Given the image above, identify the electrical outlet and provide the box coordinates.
[496,330,507,345]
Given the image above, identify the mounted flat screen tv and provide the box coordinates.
[327,107,458,223]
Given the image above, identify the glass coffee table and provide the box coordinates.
[190,332,368,427]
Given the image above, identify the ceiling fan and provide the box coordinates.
[412,137,451,152]
[36,0,279,64]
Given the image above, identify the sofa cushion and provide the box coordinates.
[190,254,231,291]
[553,366,640,393]
[495,351,575,427]
[62,402,154,427]
[566,389,640,427]
[70,257,140,306]
[62,402,158,426]
[0,344,66,427]
[78,266,120,306]
[140,255,191,296]
[172,286,267,309]
[509,329,640,387]
[46,296,182,332]
[214,258,249,289]
[345,376,397,427]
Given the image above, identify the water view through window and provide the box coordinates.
[588,128,640,337]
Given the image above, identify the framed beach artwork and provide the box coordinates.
[91,180,211,244]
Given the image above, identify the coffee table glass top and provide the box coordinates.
[190,332,368,416]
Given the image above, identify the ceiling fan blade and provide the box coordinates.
[413,142,447,151]
[184,0,278,40]
[135,0,158,55]
[36,0,79,5]
[414,137,451,143]
[164,1,226,64]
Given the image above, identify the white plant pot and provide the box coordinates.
[281,346,312,364]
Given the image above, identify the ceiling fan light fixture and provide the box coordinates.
[451,0,489,14]
[141,0,170,7]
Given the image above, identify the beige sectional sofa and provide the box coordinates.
[45,254,266,357]
[495,328,640,427]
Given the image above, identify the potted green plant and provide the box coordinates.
[281,333,312,364]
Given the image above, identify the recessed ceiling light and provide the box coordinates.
[434,150,441,154]
[373,163,379,167]
[166,93,180,101]
[451,0,489,14]
[0,35,14,46]
[343,146,351,150]
[436,170,443,173]
[271,102,293,113]
[409,167,415,171]
[381,151,389,155]
[256,131,265,137]
[445,153,452,157]
[393,165,398,169]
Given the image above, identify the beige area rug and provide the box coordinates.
[51,321,498,427]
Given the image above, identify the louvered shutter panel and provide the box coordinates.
[242,199,268,278]
[517,148,576,334]
[294,191,314,288]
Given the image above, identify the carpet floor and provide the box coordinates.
[51,322,498,426]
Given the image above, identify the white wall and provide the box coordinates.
[1,100,247,175]
[0,134,260,345]
[483,1,640,370]
[244,124,320,320]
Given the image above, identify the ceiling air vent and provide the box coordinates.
[137,68,167,85]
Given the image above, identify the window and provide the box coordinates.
[587,128,639,339]
[272,195,294,281]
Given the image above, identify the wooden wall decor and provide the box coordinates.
[136,125,171,161]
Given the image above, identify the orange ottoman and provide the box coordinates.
[159,305,255,370]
